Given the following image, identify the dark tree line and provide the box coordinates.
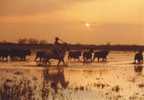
[17,38,48,45]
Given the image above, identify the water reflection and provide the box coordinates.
[42,67,69,93]
[134,64,143,75]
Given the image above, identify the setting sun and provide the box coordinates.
[85,23,91,28]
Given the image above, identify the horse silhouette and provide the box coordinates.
[35,43,68,66]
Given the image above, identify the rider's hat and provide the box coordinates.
[55,37,60,41]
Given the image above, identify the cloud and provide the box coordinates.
[0,0,94,16]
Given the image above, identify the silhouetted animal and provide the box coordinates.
[0,48,10,61]
[35,50,47,62]
[35,50,53,65]
[9,48,31,61]
[93,50,109,62]
[35,43,68,66]
[68,50,82,61]
[134,51,143,64]
[83,49,94,63]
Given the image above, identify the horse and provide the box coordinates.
[35,43,69,66]
[83,49,94,63]
[68,50,82,62]
[93,50,109,62]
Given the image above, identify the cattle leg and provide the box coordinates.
[78,58,81,62]
[102,58,105,62]
[98,57,100,62]
[4,56,8,62]
[93,57,95,62]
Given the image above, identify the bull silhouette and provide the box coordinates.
[93,50,109,62]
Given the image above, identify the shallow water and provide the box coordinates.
[0,51,144,100]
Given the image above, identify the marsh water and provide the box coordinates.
[0,51,144,100]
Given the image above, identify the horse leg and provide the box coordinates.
[45,58,51,65]
[34,56,38,61]
[47,60,51,65]
[57,60,61,66]
[62,58,66,66]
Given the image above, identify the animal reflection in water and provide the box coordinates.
[42,68,69,94]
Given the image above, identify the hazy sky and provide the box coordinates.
[0,0,144,44]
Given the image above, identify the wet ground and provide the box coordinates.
[0,51,144,100]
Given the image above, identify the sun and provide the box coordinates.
[85,23,91,28]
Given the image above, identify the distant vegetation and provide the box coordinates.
[0,39,144,51]
[17,38,47,45]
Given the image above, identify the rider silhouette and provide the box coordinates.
[53,37,65,57]
[54,37,61,45]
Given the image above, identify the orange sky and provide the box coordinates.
[0,0,144,44]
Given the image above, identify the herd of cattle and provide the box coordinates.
[0,48,31,61]
[0,47,143,66]
[0,47,109,66]
[35,49,109,65]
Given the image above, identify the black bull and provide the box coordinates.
[68,50,82,61]
[93,50,109,62]
[0,48,31,61]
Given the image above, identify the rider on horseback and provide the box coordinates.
[53,37,66,58]
[54,37,61,45]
